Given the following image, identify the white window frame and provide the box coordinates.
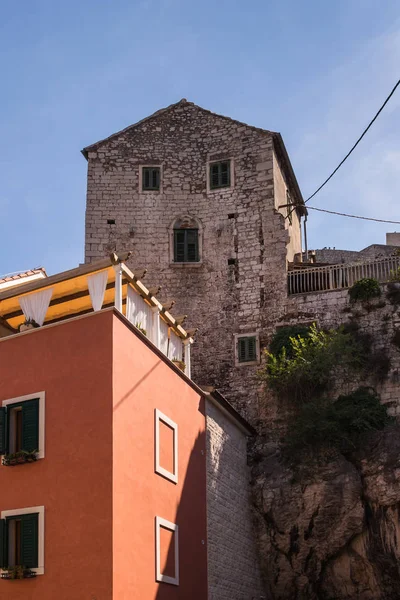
[1,505,45,576]
[155,409,178,484]
[155,516,179,586]
[234,332,260,367]
[1,392,45,460]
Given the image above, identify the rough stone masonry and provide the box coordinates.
[83,99,304,424]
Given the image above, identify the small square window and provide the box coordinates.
[237,336,257,363]
[0,506,45,576]
[210,161,231,190]
[142,167,160,191]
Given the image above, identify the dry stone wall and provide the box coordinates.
[206,400,265,600]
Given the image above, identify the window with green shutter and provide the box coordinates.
[173,228,199,263]
[142,167,160,191]
[209,161,231,190]
[237,336,257,363]
[0,398,40,458]
[0,513,39,570]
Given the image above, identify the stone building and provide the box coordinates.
[83,99,306,422]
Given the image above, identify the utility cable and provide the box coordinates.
[287,77,400,220]
[305,205,400,225]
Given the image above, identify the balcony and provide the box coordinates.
[0,255,194,378]
[288,255,400,295]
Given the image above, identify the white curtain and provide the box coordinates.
[170,331,183,361]
[19,287,54,326]
[126,285,153,333]
[160,319,169,356]
[88,270,108,311]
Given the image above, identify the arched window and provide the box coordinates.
[172,217,200,263]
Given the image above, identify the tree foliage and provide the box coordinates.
[349,278,381,302]
[286,387,393,455]
[261,324,367,402]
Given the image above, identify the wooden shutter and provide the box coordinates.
[220,161,230,187]
[238,337,257,362]
[0,407,6,455]
[0,519,6,569]
[152,168,160,190]
[21,514,38,569]
[22,399,39,452]
[174,230,186,262]
[210,164,220,189]
[143,168,150,190]
[247,336,257,361]
[238,338,247,362]
[186,229,198,262]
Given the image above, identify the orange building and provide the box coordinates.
[0,256,259,599]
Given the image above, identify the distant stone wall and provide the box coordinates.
[206,400,265,600]
[314,245,398,264]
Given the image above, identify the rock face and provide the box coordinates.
[251,427,400,599]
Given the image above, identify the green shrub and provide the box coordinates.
[389,267,400,283]
[261,324,367,402]
[349,278,381,302]
[269,325,311,359]
[286,387,393,455]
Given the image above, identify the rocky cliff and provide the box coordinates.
[251,285,400,599]
[251,427,400,599]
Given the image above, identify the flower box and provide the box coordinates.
[2,451,38,467]
[1,567,37,580]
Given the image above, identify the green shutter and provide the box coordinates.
[22,399,39,453]
[210,164,219,189]
[0,519,6,569]
[220,161,230,187]
[21,514,38,569]
[174,230,186,262]
[143,167,160,190]
[186,229,199,262]
[247,336,257,361]
[0,407,6,455]
[238,337,257,363]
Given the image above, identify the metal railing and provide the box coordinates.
[288,255,400,295]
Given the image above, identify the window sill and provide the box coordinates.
[169,262,203,268]
[208,186,233,193]
[235,360,260,368]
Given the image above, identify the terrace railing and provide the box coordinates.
[288,255,400,295]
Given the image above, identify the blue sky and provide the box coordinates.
[1,0,399,276]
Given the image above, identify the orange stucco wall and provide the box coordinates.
[0,312,114,600]
[112,314,208,600]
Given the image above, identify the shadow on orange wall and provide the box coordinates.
[155,421,207,600]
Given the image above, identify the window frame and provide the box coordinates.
[208,159,233,191]
[155,409,178,484]
[234,333,260,367]
[1,392,45,461]
[0,506,45,576]
[155,516,179,586]
[140,165,162,192]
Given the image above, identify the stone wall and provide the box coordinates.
[84,100,302,423]
[314,244,398,264]
[206,399,265,600]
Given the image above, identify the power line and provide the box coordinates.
[306,205,400,225]
[287,77,400,220]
